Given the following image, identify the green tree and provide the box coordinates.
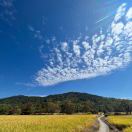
[8,106,21,115]
[21,103,34,115]
[0,104,11,115]
[61,101,75,114]
[47,102,60,113]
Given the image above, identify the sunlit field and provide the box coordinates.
[108,115,132,132]
[0,115,97,132]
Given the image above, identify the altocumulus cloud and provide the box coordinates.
[35,3,132,86]
[0,0,16,24]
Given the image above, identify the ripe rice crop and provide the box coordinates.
[0,115,96,132]
[108,115,132,132]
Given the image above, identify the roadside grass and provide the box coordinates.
[0,115,97,132]
[108,115,132,132]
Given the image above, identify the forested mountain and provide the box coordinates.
[0,92,132,115]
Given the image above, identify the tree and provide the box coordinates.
[8,106,21,115]
[21,103,34,115]
[61,101,75,114]
[120,100,131,115]
[0,104,11,115]
[47,102,60,113]
[81,101,94,113]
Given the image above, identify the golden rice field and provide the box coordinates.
[0,115,97,132]
[108,115,132,132]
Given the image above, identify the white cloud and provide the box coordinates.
[35,3,132,86]
[73,43,80,56]
[0,0,16,24]
[82,41,90,50]
[114,3,126,22]
[112,22,124,35]
[126,7,132,21]
[28,26,45,45]
[61,42,68,51]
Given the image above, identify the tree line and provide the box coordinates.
[0,92,132,115]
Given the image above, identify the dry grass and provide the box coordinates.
[108,115,132,132]
[0,115,97,132]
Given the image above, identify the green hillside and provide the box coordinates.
[0,92,132,115]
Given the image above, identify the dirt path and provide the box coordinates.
[98,115,110,132]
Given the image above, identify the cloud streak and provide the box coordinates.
[95,15,110,24]
[16,82,37,88]
[35,3,132,86]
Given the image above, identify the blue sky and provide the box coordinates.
[0,0,132,98]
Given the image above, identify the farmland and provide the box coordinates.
[108,115,132,132]
[0,115,97,132]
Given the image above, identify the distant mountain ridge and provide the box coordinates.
[0,92,132,115]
